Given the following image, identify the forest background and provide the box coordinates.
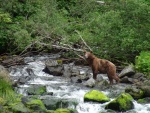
[0,0,150,75]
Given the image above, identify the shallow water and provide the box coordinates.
[9,55,150,113]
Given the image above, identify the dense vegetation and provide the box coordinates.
[0,0,149,66]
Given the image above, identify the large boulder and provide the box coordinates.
[43,59,63,76]
[119,65,135,78]
[84,90,110,103]
[105,93,134,112]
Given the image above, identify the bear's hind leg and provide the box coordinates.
[112,75,120,84]
[108,75,113,84]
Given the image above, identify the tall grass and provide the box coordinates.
[0,76,16,103]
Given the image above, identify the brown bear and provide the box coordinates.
[83,50,120,84]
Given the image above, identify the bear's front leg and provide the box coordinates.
[93,70,98,80]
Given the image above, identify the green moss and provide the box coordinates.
[84,90,110,103]
[54,108,77,113]
[46,110,55,113]
[125,87,144,99]
[10,102,30,113]
[137,99,146,103]
[57,60,63,64]
[117,93,133,110]
[137,98,150,104]
[105,93,134,112]
[26,99,46,110]
[28,85,46,95]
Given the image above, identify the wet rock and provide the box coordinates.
[63,64,72,77]
[1,56,24,67]
[27,85,46,95]
[139,85,150,97]
[10,102,30,113]
[125,87,144,99]
[84,90,110,103]
[132,73,145,79]
[96,80,109,90]
[120,76,134,84]
[119,65,135,78]
[107,83,132,98]
[71,76,82,83]
[26,99,46,112]
[43,59,63,76]
[143,79,150,86]
[17,76,31,84]
[41,97,78,110]
[105,93,134,112]
[138,97,150,104]
[83,78,95,88]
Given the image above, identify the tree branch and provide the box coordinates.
[75,30,92,52]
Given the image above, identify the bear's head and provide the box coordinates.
[83,50,94,59]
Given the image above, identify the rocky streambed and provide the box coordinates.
[1,54,150,113]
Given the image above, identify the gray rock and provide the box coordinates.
[0,65,11,83]
[120,76,134,84]
[119,65,135,78]
[140,85,150,97]
[83,78,95,88]
[125,86,144,99]
[43,59,63,76]
[41,97,78,110]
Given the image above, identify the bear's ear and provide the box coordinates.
[83,49,86,53]
[90,50,93,53]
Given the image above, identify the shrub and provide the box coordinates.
[135,51,150,77]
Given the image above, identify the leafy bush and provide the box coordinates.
[135,51,150,77]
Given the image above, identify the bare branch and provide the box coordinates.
[75,30,92,52]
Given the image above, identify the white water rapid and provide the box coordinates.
[9,55,150,113]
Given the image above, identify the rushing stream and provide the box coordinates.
[9,55,150,113]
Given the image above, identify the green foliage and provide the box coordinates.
[0,0,149,65]
[0,77,16,102]
[135,51,150,77]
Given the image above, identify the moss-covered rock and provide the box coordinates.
[26,99,46,112]
[105,93,134,112]
[54,108,78,113]
[137,97,150,104]
[125,87,144,99]
[9,102,30,113]
[84,90,110,103]
[27,85,46,95]
[42,97,78,110]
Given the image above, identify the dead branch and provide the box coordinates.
[75,30,92,52]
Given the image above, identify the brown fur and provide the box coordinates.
[84,50,120,84]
